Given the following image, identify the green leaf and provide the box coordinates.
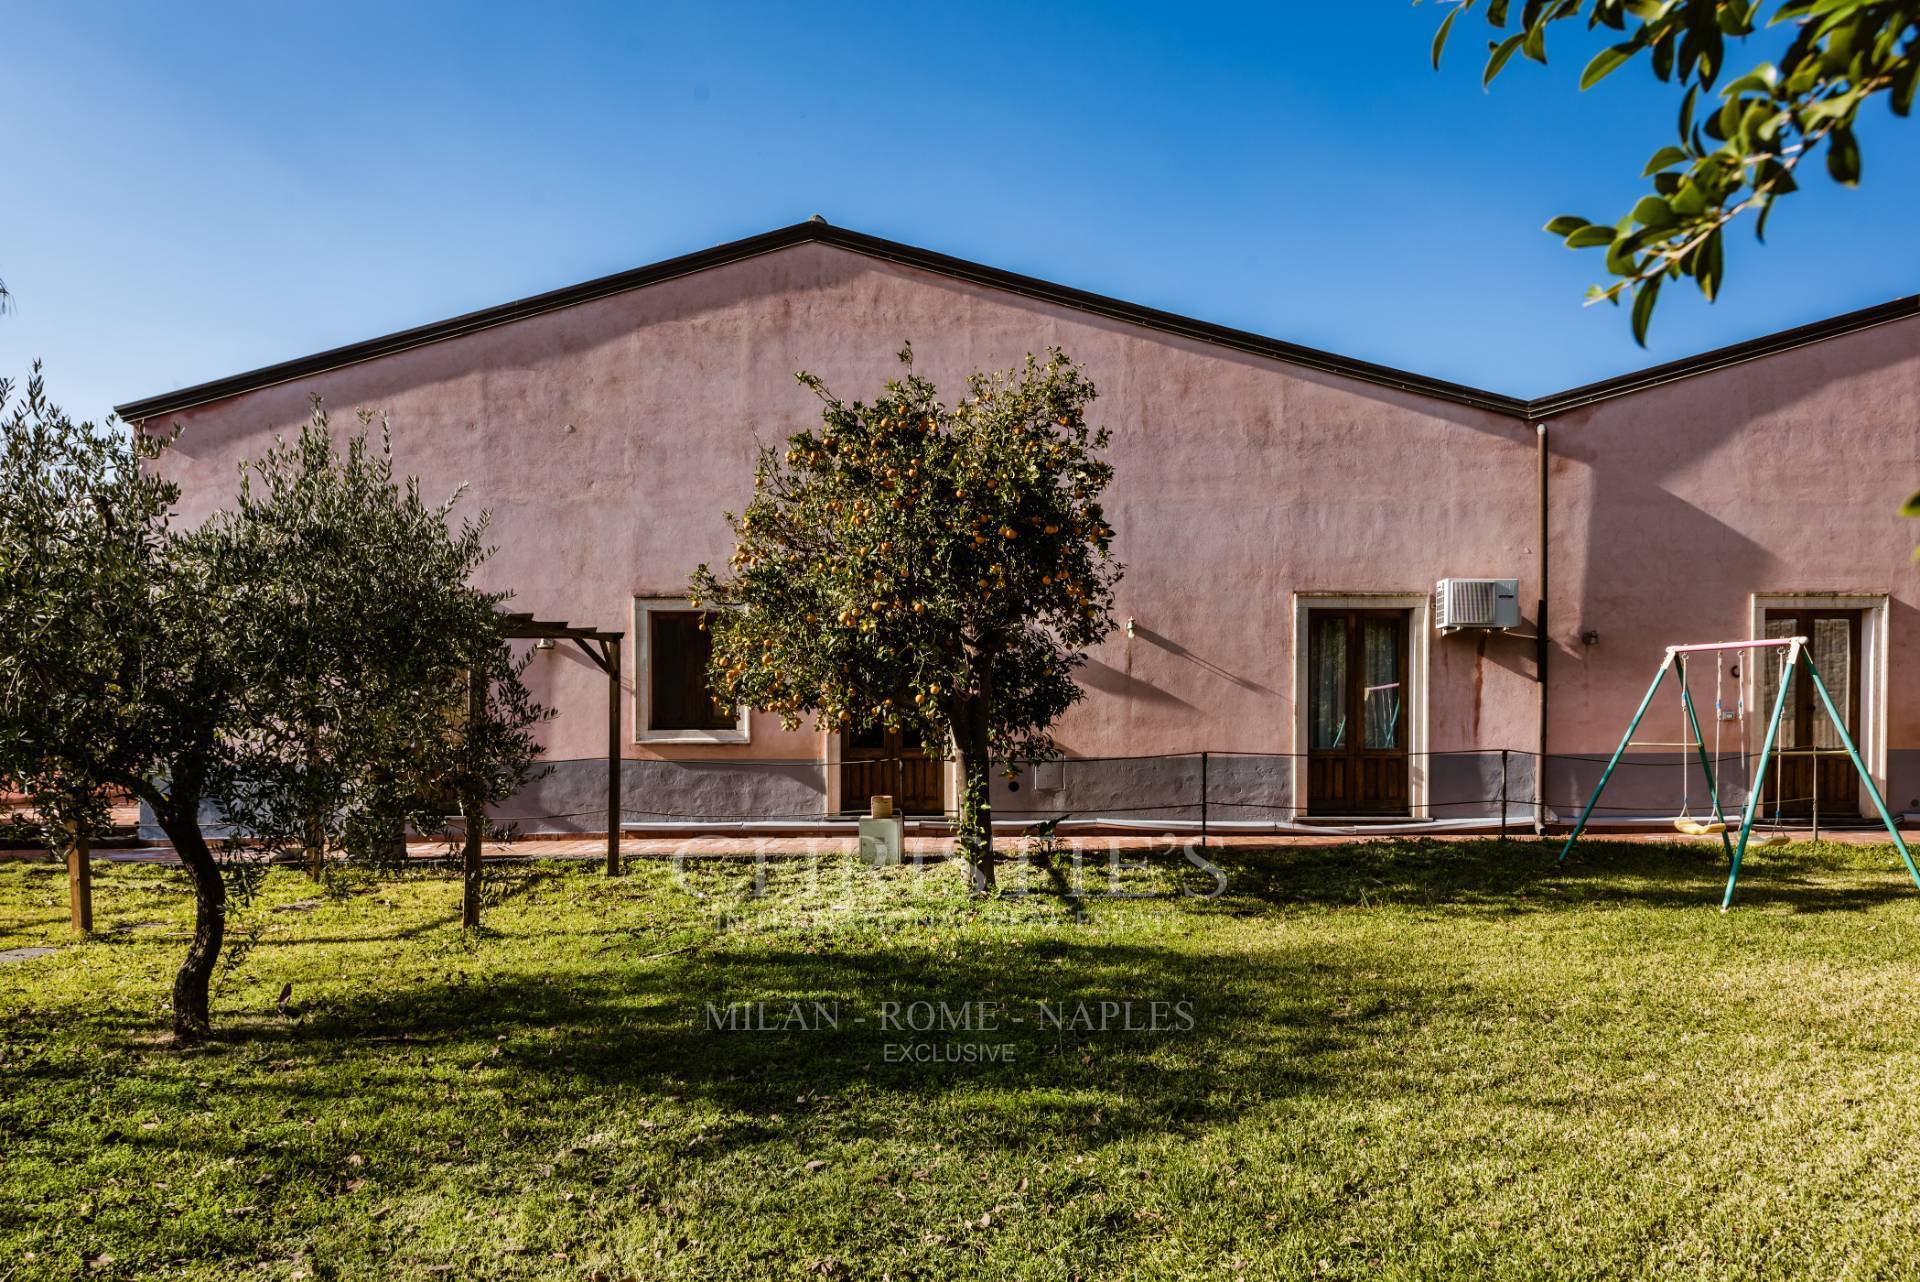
[1580,41,1638,89]
[1543,214,1590,235]
[1630,279,1660,346]
[1901,491,1920,518]
[1669,181,1709,217]
[1521,17,1548,64]
[1432,4,1462,70]
[1803,94,1858,122]
[1605,227,1640,276]
[1631,194,1676,228]
[1564,224,1616,248]
[1696,227,1724,301]
[1826,125,1861,184]
[1641,146,1690,176]
[1893,62,1918,117]
[1485,33,1526,86]
[1719,63,1779,98]
[1717,0,1757,34]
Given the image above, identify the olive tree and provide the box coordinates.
[692,347,1121,889]
[206,408,547,885]
[0,371,542,1040]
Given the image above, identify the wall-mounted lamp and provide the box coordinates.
[534,637,556,651]
[1124,617,1136,638]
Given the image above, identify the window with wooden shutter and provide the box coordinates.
[634,599,748,742]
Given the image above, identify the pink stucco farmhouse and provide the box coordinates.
[116,221,1920,836]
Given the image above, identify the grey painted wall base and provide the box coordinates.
[137,748,1920,838]
[498,757,828,832]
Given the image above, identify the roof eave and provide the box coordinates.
[111,220,1920,426]
[1525,293,1920,418]
[112,220,1529,422]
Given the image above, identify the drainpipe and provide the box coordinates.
[1535,421,1550,835]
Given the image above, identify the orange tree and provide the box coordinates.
[692,346,1121,889]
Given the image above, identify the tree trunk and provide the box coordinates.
[461,800,483,928]
[160,800,226,1042]
[954,697,995,892]
[304,732,325,880]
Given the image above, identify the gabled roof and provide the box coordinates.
[113,219,1920,424]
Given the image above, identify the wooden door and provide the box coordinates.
[1306,609,1410,816]
[840,726,944,815]
[1758,609,1861,818]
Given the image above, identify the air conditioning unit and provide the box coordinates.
[1435,578,1520,632]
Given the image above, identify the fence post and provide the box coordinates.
[1811,752,1820,844]
[1199,751,1209,852]
[1490,750,1501,842]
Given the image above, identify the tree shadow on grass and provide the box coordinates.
[8,930,1427,1173]
[1194,839,1919,915]
[0,922,1453,1281]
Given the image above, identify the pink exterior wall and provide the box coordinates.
[1545,313,1920,813]
[139,238,1920,824]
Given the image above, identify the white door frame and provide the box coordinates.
[1291,593,1431,819]
[823,729,842,816]
[1749,593,1888,815]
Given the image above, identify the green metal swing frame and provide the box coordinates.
[1555,636,1920,910]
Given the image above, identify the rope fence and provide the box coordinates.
[471,746,1910,839]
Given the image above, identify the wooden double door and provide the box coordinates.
[1305,609,1410,816]
[1759,608,1862,817]
[840,726,944,815]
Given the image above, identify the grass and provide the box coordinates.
[3,838,1920,1280]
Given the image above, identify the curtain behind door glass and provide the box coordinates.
[1311,615,1348,749]
[1759,616,1798,749]
[1810,617,1851,750]
[1361,617,1403,749]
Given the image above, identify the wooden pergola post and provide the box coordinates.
[606,636,622,877]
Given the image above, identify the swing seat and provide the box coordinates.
[1754,833,1791,848]
[1673,818,1726,836]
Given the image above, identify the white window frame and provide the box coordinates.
[1749,592,1887,814]
[633,597,750,745]
[1290,592,1432,820]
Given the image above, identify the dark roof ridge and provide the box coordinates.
[111,220,1917,423]
[1527,292,1920,417]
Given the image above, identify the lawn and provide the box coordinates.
[3,839,1920,1280]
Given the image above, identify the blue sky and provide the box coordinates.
[4,1,1917,421]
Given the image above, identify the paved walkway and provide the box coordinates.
[4,824,1916,866]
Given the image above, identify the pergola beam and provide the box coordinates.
[496,610,624,877]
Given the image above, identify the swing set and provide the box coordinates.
[1556,636,1920,910]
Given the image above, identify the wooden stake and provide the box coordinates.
[67,820,93,934]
